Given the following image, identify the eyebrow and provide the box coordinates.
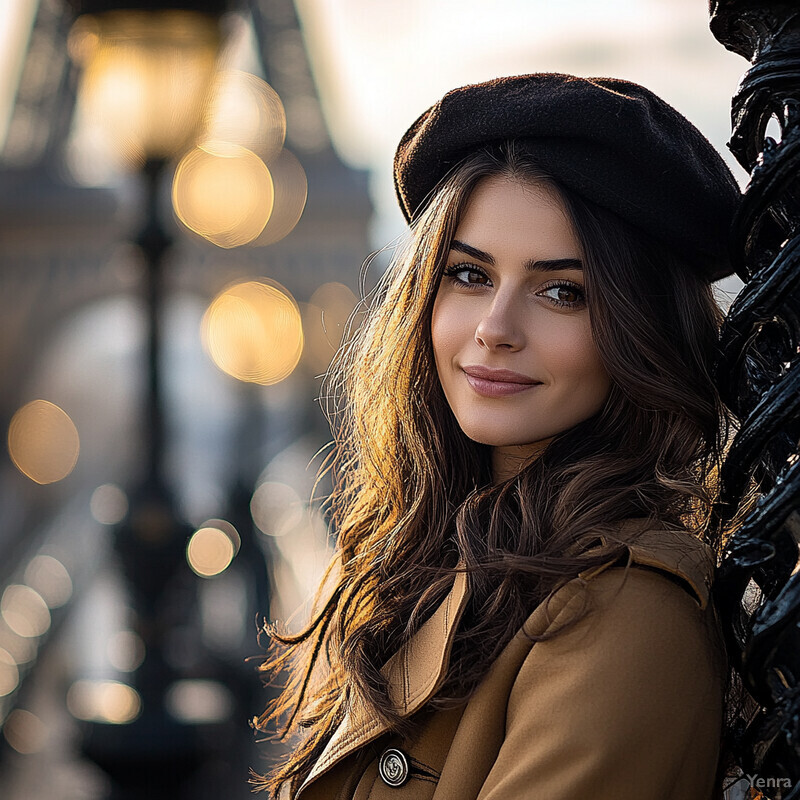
[450,239,583,272]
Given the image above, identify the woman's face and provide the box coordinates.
[431,174,611,477]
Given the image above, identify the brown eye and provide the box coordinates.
[538,282,586,308]
[556,286,578,302]
[442,264,491,287]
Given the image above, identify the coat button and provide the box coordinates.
[378,747,410,787]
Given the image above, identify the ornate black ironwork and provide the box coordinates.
[709,3,800,798]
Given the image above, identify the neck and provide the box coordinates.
[491,440,551,484]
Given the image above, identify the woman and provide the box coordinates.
[254,74,749,800]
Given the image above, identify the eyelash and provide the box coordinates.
[441,263,586,309]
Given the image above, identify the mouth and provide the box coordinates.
[461,366,542,398]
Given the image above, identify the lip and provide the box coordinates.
[462,365,540,384]
[461,365,542,398]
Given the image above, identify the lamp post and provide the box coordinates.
[65,2,241,797]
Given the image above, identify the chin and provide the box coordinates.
[459,425,551,448]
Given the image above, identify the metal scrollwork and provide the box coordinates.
[709,2,800,798]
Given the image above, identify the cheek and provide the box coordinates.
[431,294,460,369]
[542,321,610,395]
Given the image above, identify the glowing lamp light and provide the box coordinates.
[3,709,48,754]
[107,629,146,672]
[250,148,308,246]
[201,279,304,384]
[0,622,38,665]
[0,586,51,639]
[200,518,241,553]
[304,282,359,373]
[201,70,286,163]
[186,522,239,578]
[0,648,20,697]
[172,142,275,247]
[250,481,304,537]
[7,400,80,485]
[165,679,233,724]
[68,10,221,165]
[309,283,358,342]
[67,679,142,725]
[90,483,129,525]
[24,555,73,609]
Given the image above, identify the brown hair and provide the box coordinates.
[252,141,740,798]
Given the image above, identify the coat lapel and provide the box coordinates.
[298,565,471,795]
[297,521,713,796]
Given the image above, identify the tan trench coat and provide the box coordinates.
[297,522,726,800]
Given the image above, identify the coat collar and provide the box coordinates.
[297,520,715,796]
[574,520,714,609]
[298,565,471,795]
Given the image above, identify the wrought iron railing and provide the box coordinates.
[709,3,800,798]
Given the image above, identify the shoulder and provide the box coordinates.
[519,520,722,660]
[481,526,726,800]
[507,522,726,712]
[568,519,715,608]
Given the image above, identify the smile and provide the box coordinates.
[463,372,542,397]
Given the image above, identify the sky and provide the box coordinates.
[0,0,752,293]
[1,1,751,200]
[294,0,751,255]
[0,0,37,149]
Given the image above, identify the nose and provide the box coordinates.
[474,292,524,351]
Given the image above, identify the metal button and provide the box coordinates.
[378,747,410,787]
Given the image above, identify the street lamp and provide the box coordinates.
[65,1,241,797]
[67,0,230,489]
[68,7,221,166]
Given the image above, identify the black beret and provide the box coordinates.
[394,73,740,281]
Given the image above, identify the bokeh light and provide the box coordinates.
[251,148,308,246]
[165,679,233,724]
[68,10,220,165]
[107,629,146,672]
[7,400,80,485]
[67,679,142,724]
[0,621,38,666]
[1,585,51,639]
[3,709,47,755]
[24,555,73,609]
[186,522,238,578]
[200,70,286,164]
[90,483,130,525]
[67,13,101,64]
[200,518,241,553]
[201,279,304,384]
[0,648,19,697]
[304,282,359,373]
[250,481,304,537]
[172,142,275,248]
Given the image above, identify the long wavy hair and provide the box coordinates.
[252,141,746,798]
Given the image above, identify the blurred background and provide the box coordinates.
[0,0,749,797]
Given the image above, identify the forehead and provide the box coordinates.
[454,175,580,258]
